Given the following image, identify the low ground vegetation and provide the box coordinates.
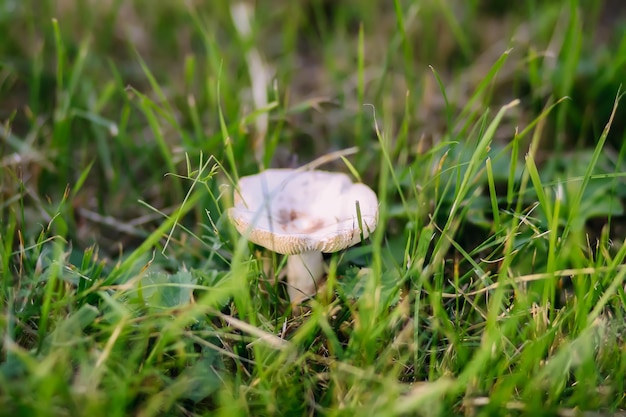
[1,1,626,416]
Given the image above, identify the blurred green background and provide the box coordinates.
[2,1,625,258]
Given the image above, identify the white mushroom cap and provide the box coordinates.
[228,169,378,254]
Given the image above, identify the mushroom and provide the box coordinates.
[228,169,378,306]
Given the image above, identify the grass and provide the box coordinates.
[1,0,626,416]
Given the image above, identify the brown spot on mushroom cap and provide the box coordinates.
[228,169,379,255]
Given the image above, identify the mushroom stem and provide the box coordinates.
[286,251,325,305]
